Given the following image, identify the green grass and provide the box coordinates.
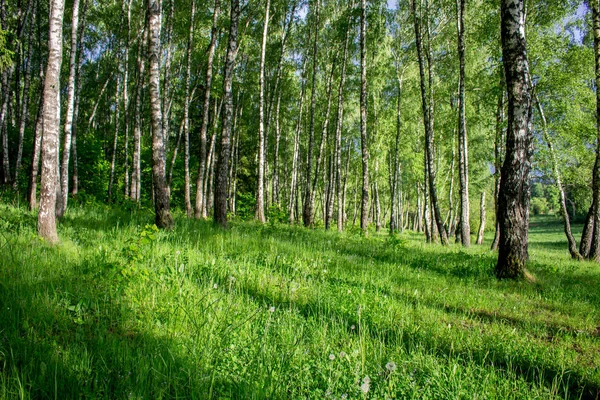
[0,200,598,399]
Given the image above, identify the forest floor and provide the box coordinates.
[0,198,599,399]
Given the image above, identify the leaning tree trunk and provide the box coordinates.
[38,0,65,244]
[147,0,174,229]
[496,0,533,278]
[476,192,485,245]
[359,0,370,235]
[533,91,583,260]
[195,0,220,219]
[456,0,470,247]
[214,0,240,227]
[255,0,270,223]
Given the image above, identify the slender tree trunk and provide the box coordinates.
[412,0,447,245]
[585,0,600,262]
[290,58,308,223]
[390,67,404,234]
[182,0,196,216]
[532,92,582,259]
[123,0,131,198]
[14,2,35,189]
[303,0,320,227]
[38,0,65,243]
[476,192,486,245]
[57,0,80,216]
[496,0,533,278]
[359,0,370,235]
[131,29,146,202]
[167,118,184,188]
[335,24,351,232]
[214,0,239,227]
[108,75,121,202]
[456,0,470,247]
[148,0,174,229]
[491,86,505,251]
[255,0,270,223]
[195,0,220,218]
[310,57,336,226]
[28,79,43,210]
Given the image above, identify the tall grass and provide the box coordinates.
[0,201,598,399]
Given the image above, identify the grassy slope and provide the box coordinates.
[0,200,598,399]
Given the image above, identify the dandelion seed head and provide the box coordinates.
[213,283,218,289]
[351,325,356,330]
[339,351,347,358]
[269,306,276,313]
[362,376,371,384]
[386,361,397,372]
[329,353,335,360]
[360,382,370,393]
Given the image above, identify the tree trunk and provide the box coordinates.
[496,0,533,278]
[147,0,174,229]
[14,2,35,189]
[476,192,486,245]
[412,0,448,245]
[303,0,320,228]
[38,0,65,244]
[585,0,600,262]
[533,92,582,259]
[359,0,370,235]
[131,28,146,202]
[183,0,196,216]
[123,0,131,199]
[289,57,307,224]
[195,0,220,218]
[255,0,270,223]
[108,75,121,202]
[390,65,404,234]
[335,23,351,232]
[214,0,239,227]
[310,56,336,226]
[491,85,505,251]
[456,0,470,247]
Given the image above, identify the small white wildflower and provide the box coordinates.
[351,324,356,330]
[329,353,335,360]
[339,351,347,358]
[323,269,328,274]
[347,289,352,294]
[213,283,218,289]
[360,382,370,393]
[269,306,276,313]
[386,362,397,372]
[176,250,181,255]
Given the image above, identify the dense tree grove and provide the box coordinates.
[0,0,597,271]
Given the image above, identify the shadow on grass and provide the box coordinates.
[235,276,599,400]
[0,247,251,399]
